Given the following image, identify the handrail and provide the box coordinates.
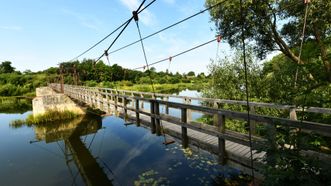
[50,83,331,114]
[49,83,331,137]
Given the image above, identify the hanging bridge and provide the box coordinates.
[48,83,331,177]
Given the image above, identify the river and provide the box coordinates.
[0,92,250,186]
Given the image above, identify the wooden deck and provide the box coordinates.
[49,84,331,177]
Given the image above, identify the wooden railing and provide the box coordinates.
[49,84,331,165]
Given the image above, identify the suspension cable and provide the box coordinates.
[134,12,157,94]
[69,0,152,62]
[296,1,310,123]
[133,37,218,70]
[109,1,225,55]
[68,19,131,62]
[239,0,255,183]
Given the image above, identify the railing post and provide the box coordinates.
[215,113,226,164]
[290,107,297,120]
[184,98,192,122]
[155,101,161,136]
[140,94,144,109]
[110,90,113,103]
[181,107,189,148]
[150,100,156,134]
[105,90,110,113]
[97,89,102,109]
[124,97,128,120]
[250,105,256,135]
[164,96,169,114]
[131,93,135,107]
[135,99,140,126]
[92,89,95,106]
[114,93,118,115]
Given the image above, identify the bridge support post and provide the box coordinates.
[135,99,140,126]
[215,113,226,164]
[155,102,161,136]
[150,100,156,134]
[181,108,189,148]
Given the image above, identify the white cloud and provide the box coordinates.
[0,26,22,31]
[119,0,156,26]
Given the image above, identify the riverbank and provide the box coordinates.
[117,82,207,94]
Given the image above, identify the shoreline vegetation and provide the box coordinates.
[10,110,83,127]
[0,97,32,113]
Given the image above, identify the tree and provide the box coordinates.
[0,61,15,73]
[203,49,264,100]
[187,71,195,76]
[206,0,331,82]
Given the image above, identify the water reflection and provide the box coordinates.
[2,111,250,185]
[0,97,32,113]
[30,115,113,186]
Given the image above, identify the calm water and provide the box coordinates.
[141,89,204,121]
[0,92,249,186]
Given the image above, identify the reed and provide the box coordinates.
[10,110,83,127]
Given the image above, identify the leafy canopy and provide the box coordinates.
[206,0,331,81]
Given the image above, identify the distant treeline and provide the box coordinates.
[0,60,208,96]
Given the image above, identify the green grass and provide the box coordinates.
[10,110,83,128]
[118,82,207,94]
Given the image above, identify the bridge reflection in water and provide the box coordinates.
[33,116,114,186]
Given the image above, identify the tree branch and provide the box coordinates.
[270,11,303,65]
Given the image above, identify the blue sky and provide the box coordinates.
[0,0,231,73]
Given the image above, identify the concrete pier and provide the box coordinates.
[33,87,85,116]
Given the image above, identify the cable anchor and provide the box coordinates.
[132,11,139,22]
[217,35,222,43]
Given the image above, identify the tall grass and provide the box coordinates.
[10,110,83,128]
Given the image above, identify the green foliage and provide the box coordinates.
[10,110,82,127]
[187,71,195,76]
[0,73,51,96]
[0,97,32,113]
[203,48,265,100]
[0,61,15,73]
[259,125,331,185]
[206,0,331,81]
